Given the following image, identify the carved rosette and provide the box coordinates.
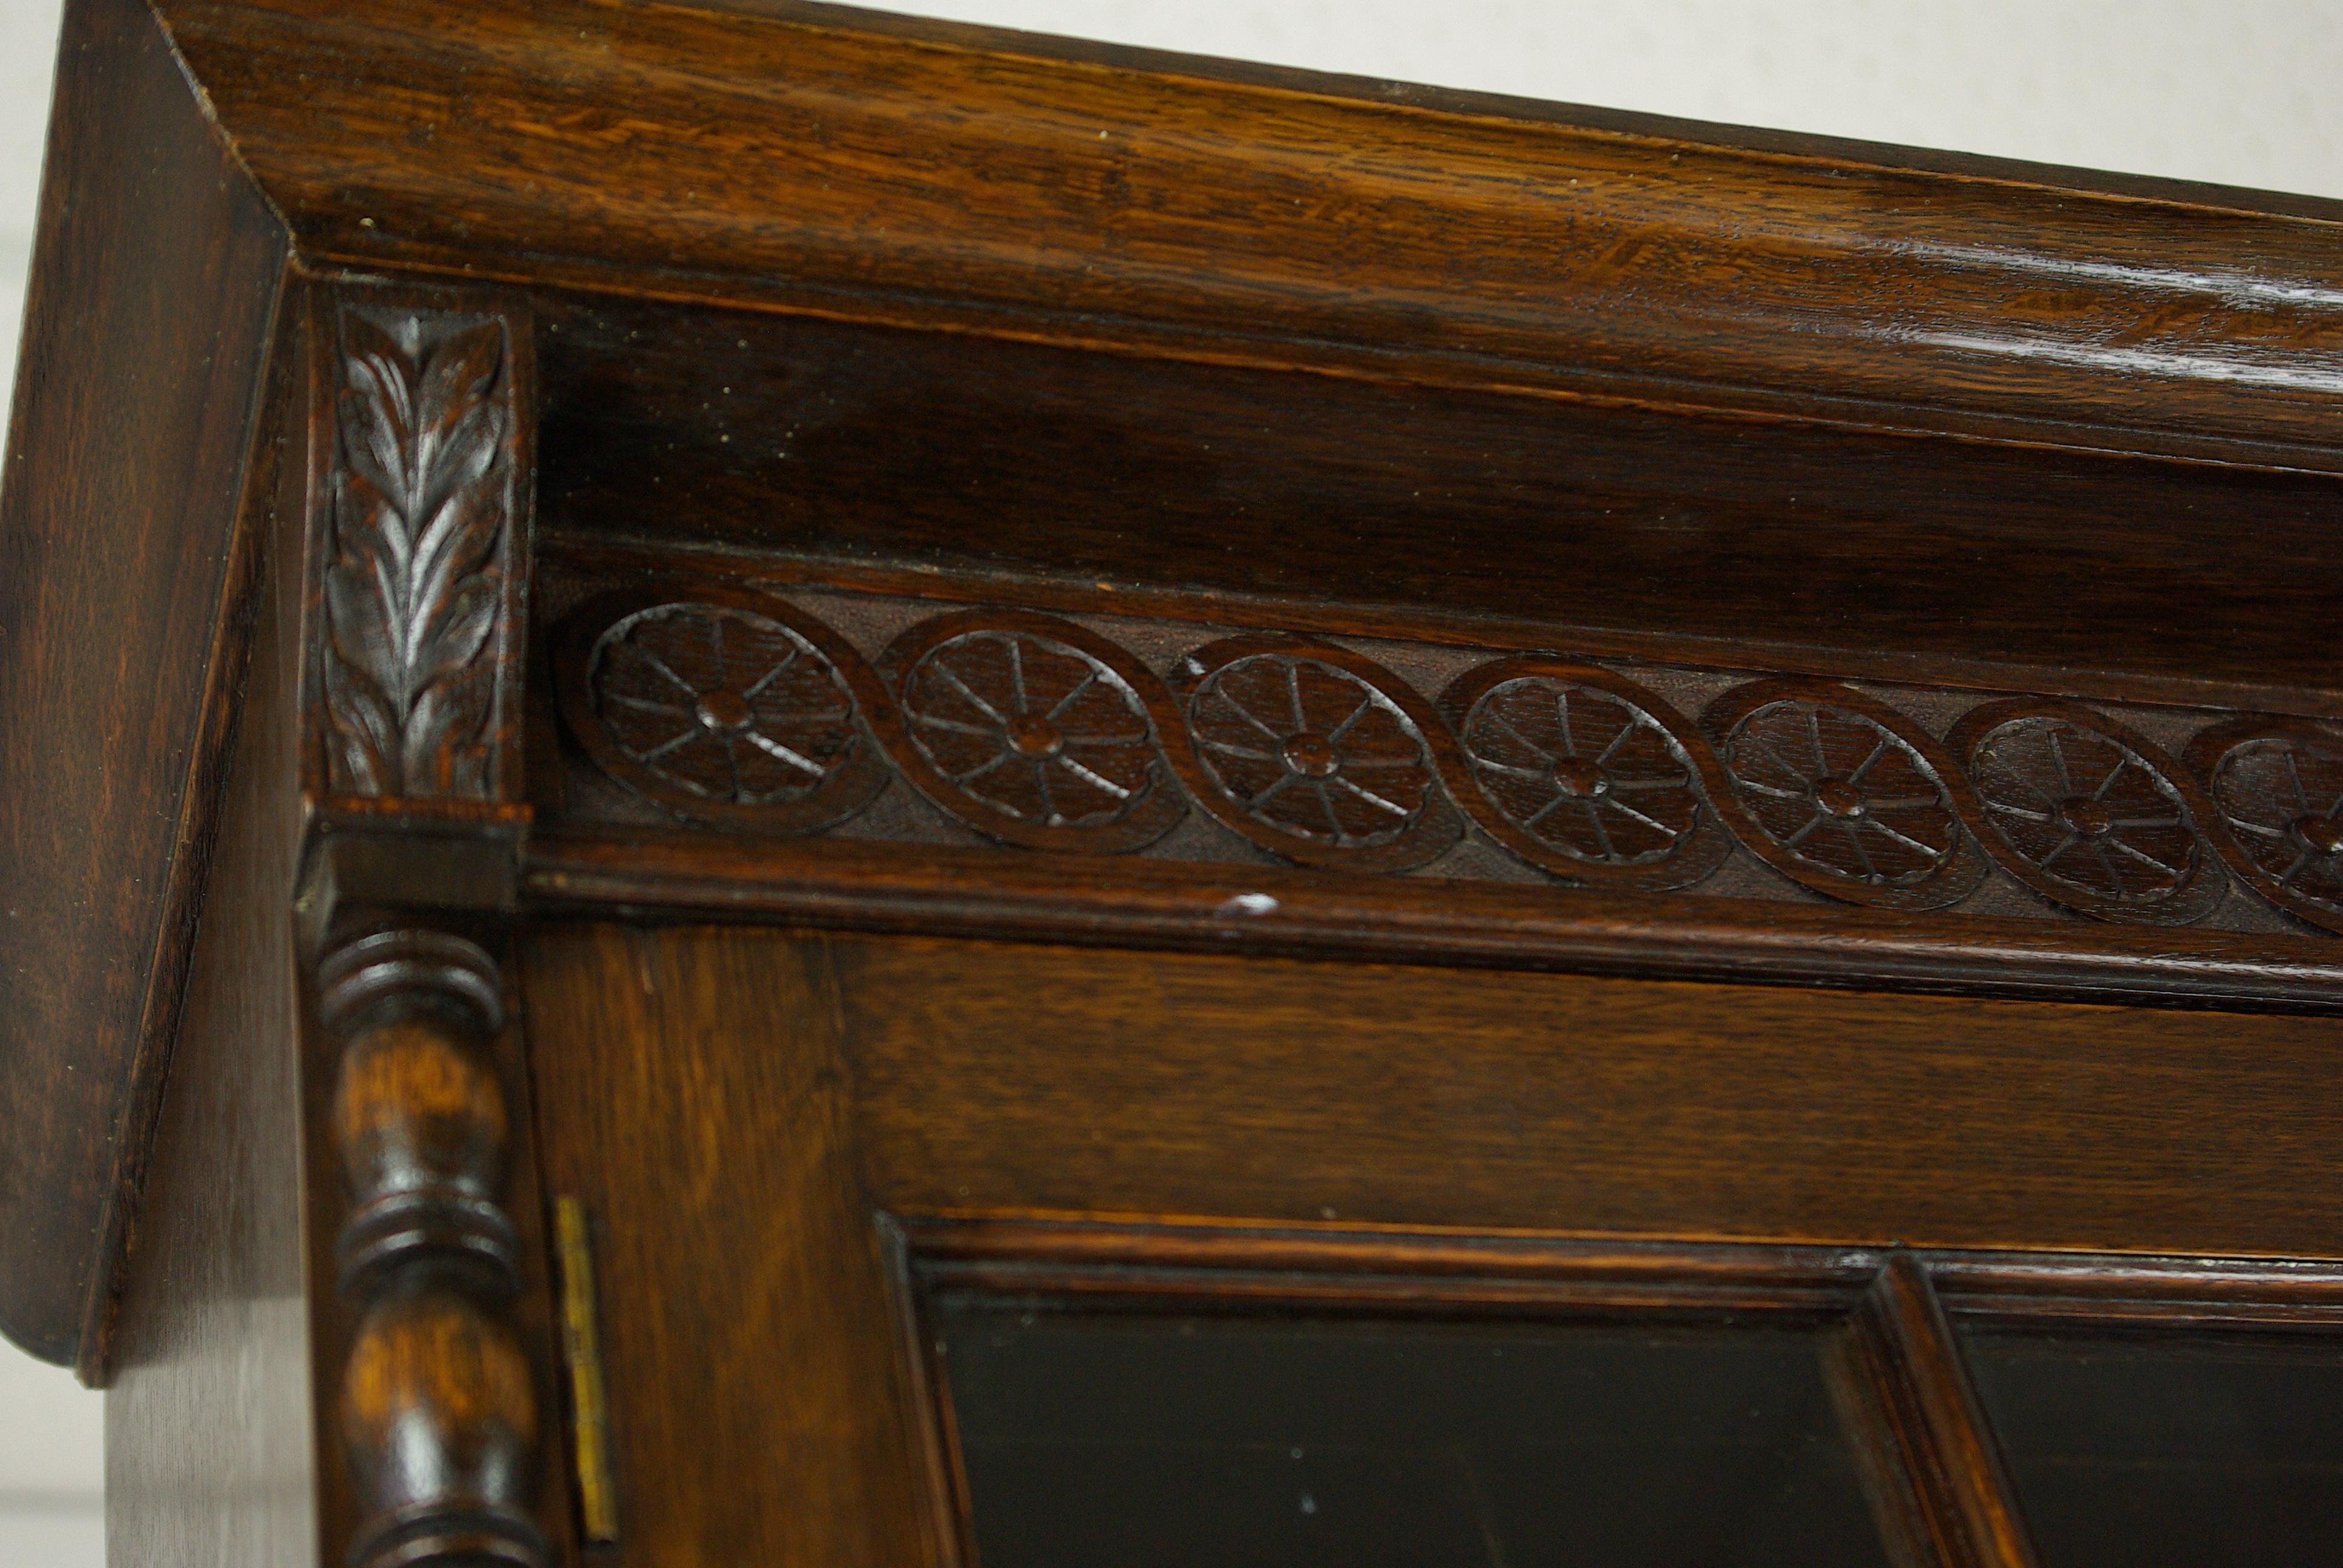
[1172,636,1463,871]
[1702,681,1987,910]
[1440,659,1730,891]
[558,586,890,835]
[880,610,1186,852]
[321,931,546,1568]
[323,308,525,802]
[1950,699,2224,924]
[542,586,2343,939]
[2186,719,2343,933]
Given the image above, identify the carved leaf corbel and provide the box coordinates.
[324,309,514,799]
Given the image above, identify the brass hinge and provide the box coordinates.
[553,1196,620,1547]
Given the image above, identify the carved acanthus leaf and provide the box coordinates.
[325,309,513,798]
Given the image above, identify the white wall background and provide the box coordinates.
[1,1,2338,1562]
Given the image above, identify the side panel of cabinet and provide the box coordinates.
[519,922,943,1568]
[102,315,314,1566]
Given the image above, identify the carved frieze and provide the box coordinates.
[551,585,2343,938]
[1172,636,1463,872]
[557,587,887,835]
[882,609,1186,852]
[1440,659,1732,893]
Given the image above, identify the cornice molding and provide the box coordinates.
[160,0,2343,471]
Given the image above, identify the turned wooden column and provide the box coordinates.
[320,928,544,1568]
[293,285,557,1568]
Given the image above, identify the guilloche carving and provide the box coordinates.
[1702,680,1988,911]
[1172,635,1463,872]
[1440,659,1731,892]
[1950,699,2224,926]
[546,585,2343,938]
[2187,717,2343,935]
[880,609,1186,854]
[560,586,890,835]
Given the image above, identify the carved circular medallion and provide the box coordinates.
[1438,659,1731,890]
[1701,679,1987,910]
[877,610,1185,852]
[555,588,890,834]
[1171,635,1463,871]
[1947,698,2223,924]
[2184,717,2343,933]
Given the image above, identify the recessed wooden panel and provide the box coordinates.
[834,933,2343,1259]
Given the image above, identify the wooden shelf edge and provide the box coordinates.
[523,828,2343,1013]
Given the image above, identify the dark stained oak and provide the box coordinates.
[0,0,289,1367]
[525,828,2343,1014]
[534,302,2343,711]
[534,572,2343,950]
[310,299,536,806]
[22,0,2343,1382]
[100,315,312,1567]
[157,0,2343,471]
[1847,1258,2043,1568]
[831,931,2343,1260]
[316,927,550,1568]
[15,2,2343,1560]
[519,922,943,1568]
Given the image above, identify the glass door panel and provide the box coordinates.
[933,1301,1899,1568]
[1961,1325,2343,1567]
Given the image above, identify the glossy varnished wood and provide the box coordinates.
[314,928,554,1568]
[157,0,2343,471]
[831,932,2343,1259]
[526,828,2343,1014]
[519,923,940,1568]
[0,0,290,1366]
[21,0,2343,1555]
[297,920,576,1568]
[1849,1258,2042,1568]
[24,0,2343,1384]
[536,302,2343,710]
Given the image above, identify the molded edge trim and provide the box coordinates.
[156,0,2343,472]
[525,827,2343,1015]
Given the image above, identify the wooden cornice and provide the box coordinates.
[10,0,2343,1377]
[162,0,2343,471]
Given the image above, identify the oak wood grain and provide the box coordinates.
[535,301,2343,711]
[152,0,2343,471]
[300,916,576,1568]
[1851,1257,2042,1568]
[833,932,2343,1259]
[100,309,313,1565]
[0,0,290,1368]
[524,827,2343,1014]
[519,922,940,1568]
